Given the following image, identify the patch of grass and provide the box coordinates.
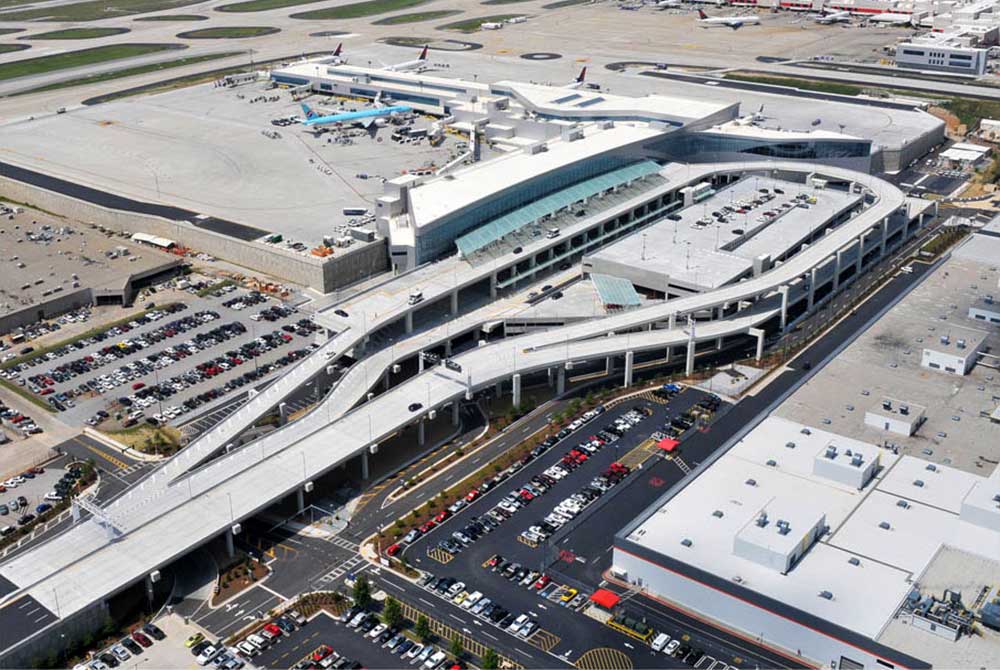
[134,12,207,19]
[0,27,24,33]
[723,72,864,97]
[0,379,56,412]
[0,44,29,54]
[542,0,588,7]
[177,26,280,38]
[373,8,459,23]
[12,51,241,96]
[21,27,130,40]
[0,0,207,21]
[0,44,183,81]
[941,98,1000,131]
[481,0,530,5]
[289,0,431,20]
[437,13,517,31]
[105,423,182,455]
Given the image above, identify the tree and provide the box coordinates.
[449,633,464,659]
[415,614,433,643]
[481,648,500,670]
[382,596,403,628]
[353,574,371,609]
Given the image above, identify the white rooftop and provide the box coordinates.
[625,415,1000,641]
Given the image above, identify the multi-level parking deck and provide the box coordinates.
[0,160,932,666]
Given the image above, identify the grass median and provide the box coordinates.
[11,51,241,96]
[373,9,460,23]
[0,0,207,21]
[0,43,183,81]
[0,44,29,54]
[21,27,130,39]
[176,26,280,38]
[134,13,207,19]
[436,13,518,30]
[289,0,431,20]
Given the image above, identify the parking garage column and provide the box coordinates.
[668,312,677,330]
[779,285,790,332]
[749,327,765,362]
[445,339,452,357]
[405,311,414,334]
[855,234,864,274]
[880,216,889,255]
[361,450,370,481]
[490,272,498,300]
[452,401,460,426]
[225,528,235,558]
[418,352,424,373]
[557,365,566,395]
[451,289,459,316]
[296,488,304,513]
[808,267,818,311]
[624,351,634,388]
[512,373,522,408]
[685,320,696,378]
[418,418,425,446]
[279,402,289,426]
[834,250,844,291]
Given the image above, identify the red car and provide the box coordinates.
[30,467,44,474]
[263,623,283,637]
[518,489,534,502]
[434,510,450,523]
[386,543,401,557]
[534,574,551,590]
[312,645,333,662]
[419,521,436,533]
[465,489,479,502]
[132,382,146,390]
[131,631,153,648]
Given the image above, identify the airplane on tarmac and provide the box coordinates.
[696,8,760,28]
[653,0,681,8]
[815,8,851,23]
[385,45,429,72]
[565,67,588,89]
[299,103,413,130]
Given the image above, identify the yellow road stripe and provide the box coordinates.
[74,438,129,470]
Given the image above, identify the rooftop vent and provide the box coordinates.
[785,441,796,449]
[801,428,812,435]
[777,520,791,536]
[819,591,834,600]
[940,335,950,346]
[681,538,693,547]
[926,464,937,472]
[900,405,910,416]
[879,521,891,530]
[851,454,864,467]
[882,400,892,411]
[957,339,967,350]
[914,479,925,488]
[745,478,757,487]
[712,510,724,519]
[848,557,861,566]
[897,500,909,509]
[755,512,769,528]
[825,445,837,460]
[986,295,995,305]
[993,493,1000,505]
[766,459,777,467]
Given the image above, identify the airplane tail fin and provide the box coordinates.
[419,45,428,60]
[697,9,708,19]
[300,103,318,120]
[576,67,587,83]
[333,42,342,56]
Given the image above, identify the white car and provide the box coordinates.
[665,639,681,655]
[461,591,482,610]
[507,614,530,635]
[368,623,387,639]
[405,644,424,660]
[196,645,222,666]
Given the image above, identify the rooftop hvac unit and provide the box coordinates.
[914,479,925,488]
[940,334,950,345]
[712,510,724,518]
[993,493,1000,505]
[986,295,995,305]
[851,454,864,467]
[897,500,909,509]
[681,538,693,547]
[926,463,937,472]
[900,405,910,416]
[883,399,893,411]
[825,445,837,460]
[957,339,967,350]
[777,521,791,536]
[801,427,811,435]
[819,591,834,600]
[745,478,757,487]
[879,521,892,530]
[766,459,777,467]
[755,512,768,527]
[785,441,796,449]
[848,557,861,566]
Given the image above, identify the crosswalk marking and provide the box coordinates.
[315,555,365,586]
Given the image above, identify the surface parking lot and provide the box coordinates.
[396,388,738,667]
[0,288,319,429]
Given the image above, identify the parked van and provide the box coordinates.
[651,632,670,652]
[408,290,424,306]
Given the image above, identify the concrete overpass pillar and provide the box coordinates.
[779,285,790,332]
[881,217,889,256]
[418,419,426,446]
[444,339,452,357]
[452,401,460,426]
[665,345,671,363]
[361,450,370,481]
[418,352,424,373]
[451,289,459,316]
[145,572,159,607]
[296,488,305,513]
[225,530,235,558]
[749,327,765,362]
[512,373,522,408]
[279,402,289,426]
[808,267,817,311]
[490,272,498,299]
[668,312,677,330]
[685,339,695,377]
[547,367,554,388]
[856,234,864,274]
[383,372,390,391]
[834,251,843,291]
[716,335,724,351]
[557,365,566,395]
[624,351,634,388]
[405,311,414,334]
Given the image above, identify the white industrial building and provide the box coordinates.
[920,324,987,375]
[614,415,1000,670]
[895,33,990,75]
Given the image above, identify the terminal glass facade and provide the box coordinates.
[665,132,871,160]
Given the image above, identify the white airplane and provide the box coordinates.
[815,8,851,23]
[696,8,760,29]
[653,0,681,8]
[565,67,588,89]
[329,42,347,64]
[385,45,429,72]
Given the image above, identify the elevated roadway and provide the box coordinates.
[0,160,911,663]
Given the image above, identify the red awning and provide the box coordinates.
[657,438,680,453]
[589,589,621,610]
